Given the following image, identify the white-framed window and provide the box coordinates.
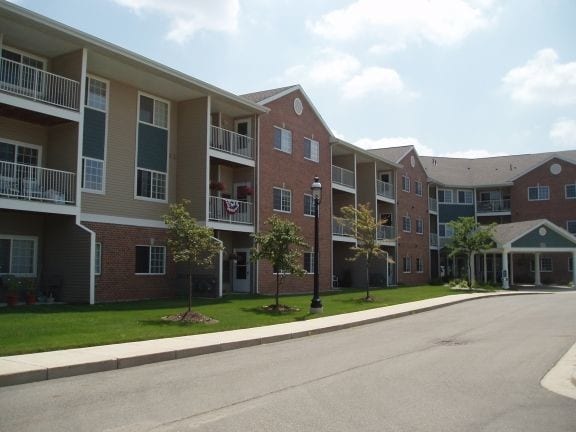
[403,256,412,273]
[530,257,553,272]
[402,215,411,233]
[416,257,424,273]
[304,138,319,162]
[1,46,46,92]
[137,169,167,201]
[304,194,315,216]
[139,95,168,129]
[82,157,104,192]
[402,175,410,192]
[416,218,424,234]
[0,139,41,166]
[274,127,292,154]
[273,187,291,213]
[566,184,576,199]
[95,242,102,276]
[85,76,108,112]
[438,189,453,203]
[0,235,37,276]
[457,190,474,204]
[135,245,166,275]
[304,252,315,274]
[528,185,549,201]
[567,220,576,235]
[439,223,454,238]
[415,181,423,197]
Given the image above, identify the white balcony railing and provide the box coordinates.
[476,199,511,213]
[332,165,355,189]
[332,216,354,237]
[210,126,254,160]
[209,196,253,225]
[0,161,76,205]
[429,233,438,247]
[429,197,438,212]
[0,57,80,111]
[376,179,394,200]
[439,236,452,248]
[377,225,395,241]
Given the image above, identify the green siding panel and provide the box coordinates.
[138,123,167,172]
[512,226,576,248]
[82,108,105,160]
[439,204,475,223]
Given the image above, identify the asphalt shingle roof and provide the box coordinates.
[240,86,298,104]
[368,146,414,164]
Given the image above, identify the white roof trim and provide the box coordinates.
[501,219,576,248]
[331,138,402,168]
[507,154,576,182]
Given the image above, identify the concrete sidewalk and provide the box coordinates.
[0,291,558,387]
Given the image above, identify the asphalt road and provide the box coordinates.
[1,293,576,432]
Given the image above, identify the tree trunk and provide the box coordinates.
[188,267,193,313]
[467,254,472,290]
[275,273,280,307]
[365,256,371,299]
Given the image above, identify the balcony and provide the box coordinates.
[332,216,354,237]
[376,179,394,200]
[377,225,395,241]
[209,196,253,225]
[0,58,80,111]
[0,161,76,205]
[476,199,511,214]
[439,236,452,248]
[429,233,438,248]
[210,126,254,160]
[332,165,355,189]
[429,197,438,213]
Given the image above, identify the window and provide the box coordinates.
[439,223,454,238]
[82,76,108,193]
[0,141,40,166]
[402,175,410,192]
[273,187,291,212]
[1,47,45,92]
[566,184,576,199]
[528,185,549,201]
[458,190,473,204]
[415,181,423,197]
[135,245,165,275]
[304,194,315,216]
[569,257,573,272]
[85,76,107,111]
[304,252,315,274]
[304,138,319,162]
[139,95,168,129]
[82,157,104,192]
[567,221,576,235]
[0,236,37,276]
[137,169,167,201]
[530,257,552,273]
[402,215,411,233]
[95,242,102,276]
[416,257,424,273]
[438,189,453,203]
[416,218,424,234]
[274,127,292,153]
[403,256,412,273]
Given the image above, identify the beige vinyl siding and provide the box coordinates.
[0,117,48,151]
[332,154,355,172]
[47,122,78,173]
[51,49,83,82]
[0,210,45,236]
[357,162,376,207]
[176,97,209,221]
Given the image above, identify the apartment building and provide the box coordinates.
[0,2,265,303]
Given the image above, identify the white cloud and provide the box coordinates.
[549,118,576,147]
[308,0,498,50]
[355,137,434,156]
[282,50,361,85]
[442,149,506,158]
[342,67,411,99]
[112,0,239,43]
[502,49,576,106]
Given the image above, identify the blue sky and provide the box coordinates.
[12,0,576,157]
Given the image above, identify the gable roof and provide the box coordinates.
[368,146,414,164]
[491,219,576,249]
[420,150,576,187]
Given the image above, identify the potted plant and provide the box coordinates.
[237,185,253,198]
[4,275,21,307]
[209,181,225,193]
[24,278,37,305]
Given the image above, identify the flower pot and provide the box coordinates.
[25,292,36,305]
[6,294,18,307]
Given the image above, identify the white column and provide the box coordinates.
[492,253,497,284]
[534,252,541,286]
[510,253,514,286]
[502,250,510,289]
[572,251,576,288]
[483,254,488,284]
[470,253,476,285]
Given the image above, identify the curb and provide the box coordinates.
[0,291,550,388]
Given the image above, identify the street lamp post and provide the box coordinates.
[310,176,323,313]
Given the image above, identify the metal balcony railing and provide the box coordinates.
[429,233,438,247]
[332,216,354,237]
[0,161,76,205]
[377,225,395,241]
[209,195,253,225]
[476,199,511,213]
[429,197,438,212]
[439,236,452,248]
[376,179,394,200]
[331,165,355,189]
[210,126,254,159]
[0,57,80,110]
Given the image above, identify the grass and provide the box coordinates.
[0,285,456,356]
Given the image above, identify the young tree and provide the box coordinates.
[446,217,495,287]
[251,215,308,309]
[163,200,223,317]
[339,203,386,301]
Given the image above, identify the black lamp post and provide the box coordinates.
[310,176,323,313]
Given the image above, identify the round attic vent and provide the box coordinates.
[294,97,303,115]
[550,163,562,175]
[538,227,547,236]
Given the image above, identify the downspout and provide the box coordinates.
[212,236,224,297]
[254,114,261,294]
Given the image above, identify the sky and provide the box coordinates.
[10,0,576,158]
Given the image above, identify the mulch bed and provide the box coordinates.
[162,310,219,324]
[259,304,301,313]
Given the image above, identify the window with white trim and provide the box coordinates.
[273,187,291,212]
[415,181,423,197]
[569,257,573,272]
[139,95,168,129]
[82,157,104,192]
[0,236,37,276]
[566,184,576,199]
[85,76,107,111]
[567,220,576,235]
[95,242,102,275]
[82,76,108,193]
[1,47,46,92]
[402,175,410,192]
[274,127,292,153]
[304,252,315,274]
[439,223,454,238]
[135,245,165,275]
[457,190,473,204]
[416,257,424,273]
[304,194,315,216]
[303,138,319,162]
[402,215,411,233]
[438,189,453,203]
[403,256,411,273]
[0,141,40,166]
[530,257,553,272]
[528,185,549,201]
[416,218,424,234]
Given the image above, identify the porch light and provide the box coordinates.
[310,176,323,313]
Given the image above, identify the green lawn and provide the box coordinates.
[0,285,456,356]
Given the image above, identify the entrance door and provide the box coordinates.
[233,249,250,293]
